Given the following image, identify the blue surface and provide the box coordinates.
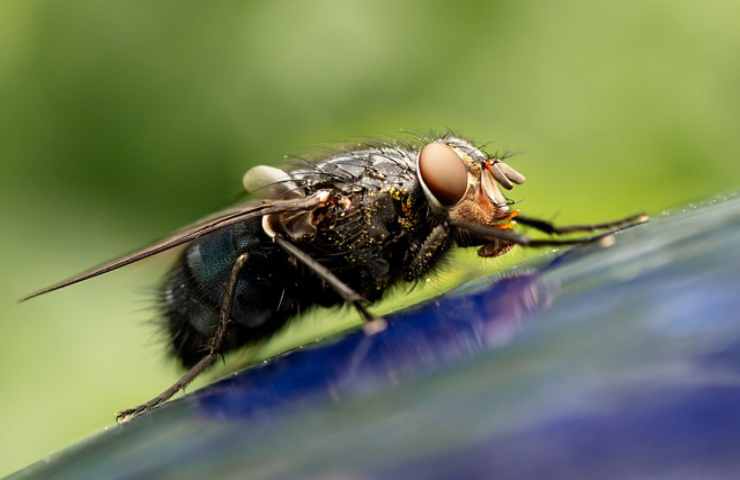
[10,195,740,479]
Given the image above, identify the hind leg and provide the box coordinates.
[116,253,249,422]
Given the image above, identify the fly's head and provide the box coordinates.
[416,136,526,230]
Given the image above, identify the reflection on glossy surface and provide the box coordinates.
[11,195,740,480]
[198,271,550,420]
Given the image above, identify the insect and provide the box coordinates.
[23,133,647,421]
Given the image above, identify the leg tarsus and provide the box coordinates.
[116,354,216,423]
[116,253,249,423]
[354,300,387,334]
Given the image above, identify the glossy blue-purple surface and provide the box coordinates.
[10,196,740,480]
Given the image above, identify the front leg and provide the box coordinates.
[515,213,648,235]
[451,217,644,248]
[116,252,250,422]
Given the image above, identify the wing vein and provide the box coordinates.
[21,192,327,301]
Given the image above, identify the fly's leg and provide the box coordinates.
[467,212,648,256]
[451,220,643,250]
[274,236,387,334]
[116,253,249,423]
[405,224,451,280]
[115,355,213,423]
[515,213,648,235]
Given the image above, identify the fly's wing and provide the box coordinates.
[21,192,328,301]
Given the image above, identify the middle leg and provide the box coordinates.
[274,235,387,334]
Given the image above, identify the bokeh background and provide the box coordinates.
[2,0,740,476]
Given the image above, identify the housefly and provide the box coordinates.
[23,133,648,421]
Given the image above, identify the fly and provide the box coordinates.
[22,133,648,421]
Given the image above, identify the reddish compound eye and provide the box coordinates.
[419,143,468,206]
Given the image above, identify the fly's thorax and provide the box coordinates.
[290,145,418,196]
[255,134,525,271]
[286,183,429,298]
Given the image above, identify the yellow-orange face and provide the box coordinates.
[416,138,526,227]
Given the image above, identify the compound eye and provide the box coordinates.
[419,143,468,206]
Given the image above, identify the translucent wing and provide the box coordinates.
[22,192,328,301]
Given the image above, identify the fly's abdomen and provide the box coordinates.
[159,220,299,368]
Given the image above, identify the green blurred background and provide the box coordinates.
[2,0,740,476]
